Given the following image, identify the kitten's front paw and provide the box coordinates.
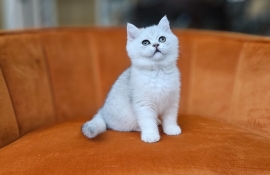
[164,125,181,135]
[141,133,160,143]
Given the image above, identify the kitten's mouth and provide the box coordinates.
[153,49,161,55]
[151,49,163,59]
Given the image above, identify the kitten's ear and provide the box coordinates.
[158,16,171,32]
[127,23,139,41]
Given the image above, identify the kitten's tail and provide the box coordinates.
[81,112,106,138]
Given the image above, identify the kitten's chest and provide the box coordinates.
[147,69,171,89]
[134,68,179,95]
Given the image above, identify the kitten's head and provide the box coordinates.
[126,16,179,67]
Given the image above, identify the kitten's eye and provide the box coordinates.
[142,40,150,46]
[159,36,166,43]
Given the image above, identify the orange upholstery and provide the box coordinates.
[0,28,270,174]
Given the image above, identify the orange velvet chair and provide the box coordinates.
[0,28,270,174]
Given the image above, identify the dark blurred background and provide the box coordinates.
[1,0,270,36]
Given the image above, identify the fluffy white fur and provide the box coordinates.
[82,16,181,143]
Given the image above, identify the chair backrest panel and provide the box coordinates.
[40,30,99,122]
[0,34,55,140]
[0,67,19,147]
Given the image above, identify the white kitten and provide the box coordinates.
[82,16,181,143]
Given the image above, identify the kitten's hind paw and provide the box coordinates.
[164,125,181,135]
[141,133,160,143]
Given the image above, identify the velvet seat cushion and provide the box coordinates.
[1,115,270,175]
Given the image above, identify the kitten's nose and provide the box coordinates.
[153,44,159,48]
